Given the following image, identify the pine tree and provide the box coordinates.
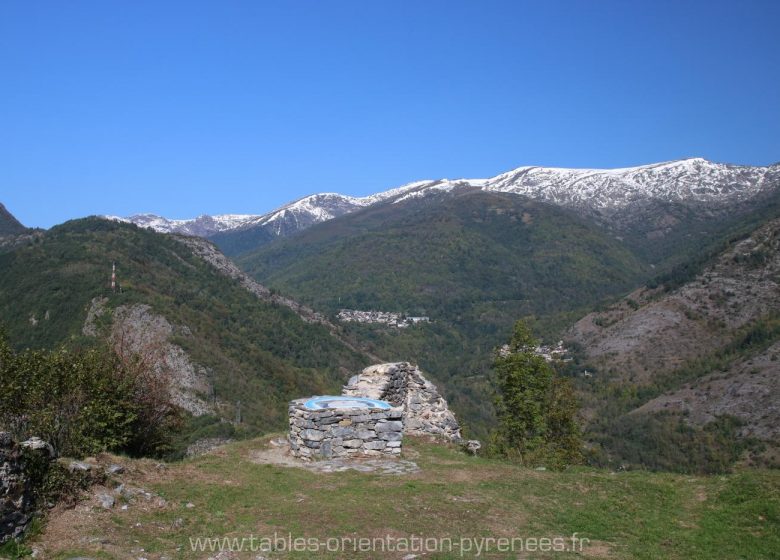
[490,321,582,468]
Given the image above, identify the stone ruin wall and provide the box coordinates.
[343,362,462,441]
[288,400,404,460]
[288,362,462,460]
[1,433,54,544]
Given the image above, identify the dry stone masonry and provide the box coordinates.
[344,362,462,441]
[288,363,464,460]
[1,433,54,544]
[288,397,404,460]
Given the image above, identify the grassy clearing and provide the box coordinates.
[30,436,780,559]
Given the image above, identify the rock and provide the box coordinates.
[289,362,457,461]
[98,493,115,509]
[1,433,36,544]
[68,461,93,473]
[344,362,462,440]
[464,440,482,456]
[20,437,55,457]
[376,421,403,432]
[354,429,376,440]
[185,502,195,509]
[301,429,325,442]
[106,464,125,475]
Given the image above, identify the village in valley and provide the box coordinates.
[337,309,430,328]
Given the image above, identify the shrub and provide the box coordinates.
[0,330,182,458]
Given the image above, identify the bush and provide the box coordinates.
[0,330,182,458]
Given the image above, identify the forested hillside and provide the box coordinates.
[238,190,648,436]
[0,218,370,434]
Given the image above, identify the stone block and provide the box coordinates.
[376,421,403,432]
[301,429,324,442]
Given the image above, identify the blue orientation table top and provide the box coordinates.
[303,396,392,410]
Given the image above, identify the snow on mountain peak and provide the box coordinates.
[108,158,778,239]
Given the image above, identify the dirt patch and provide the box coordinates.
[248,438,420,475]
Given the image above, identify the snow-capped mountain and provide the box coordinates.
[481,158,777,212]
[109,158,779,239]
[104,213,263,237]
[106,180,438,237]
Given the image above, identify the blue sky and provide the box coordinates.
[1,1,779,228]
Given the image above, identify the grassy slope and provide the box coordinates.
[0,218,369,432]
[238,190,647,438]
[32,437,780,560]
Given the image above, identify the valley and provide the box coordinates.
[2,157,779,471]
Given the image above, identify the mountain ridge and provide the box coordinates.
[107,158,780,251]
[0,218,371,434]
[0,202,29,236]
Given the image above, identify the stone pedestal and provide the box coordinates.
[288,398,404,460]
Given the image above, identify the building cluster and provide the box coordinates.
[337,309,430,328]
[498,340,571,363]
[534,340,571,362]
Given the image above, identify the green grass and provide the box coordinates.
[36,438,780,559]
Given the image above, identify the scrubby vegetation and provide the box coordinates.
[574,314,780,473]
[0,330,181,458]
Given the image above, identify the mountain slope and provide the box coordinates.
[112,158,779,258]
[105,213,262,237]
[566,216,780,468]
[238,189,648,436]
[240,189,646,315]
[0,202,28,236]
[0,218,370,433]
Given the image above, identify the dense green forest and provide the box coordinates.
[0,218,369,438]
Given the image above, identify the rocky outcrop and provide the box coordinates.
[82,296,109,337]
[83,301,213,416]
[173,235,328,325]
[111,305,213,416]
[567,218,780,384]
[344,362,462,441]
[174,235,381,361]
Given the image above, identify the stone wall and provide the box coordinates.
[1,433,37,544]
[288,400,404,460]
[343,362,462,441]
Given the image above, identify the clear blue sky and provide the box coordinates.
[1,0,779,228]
